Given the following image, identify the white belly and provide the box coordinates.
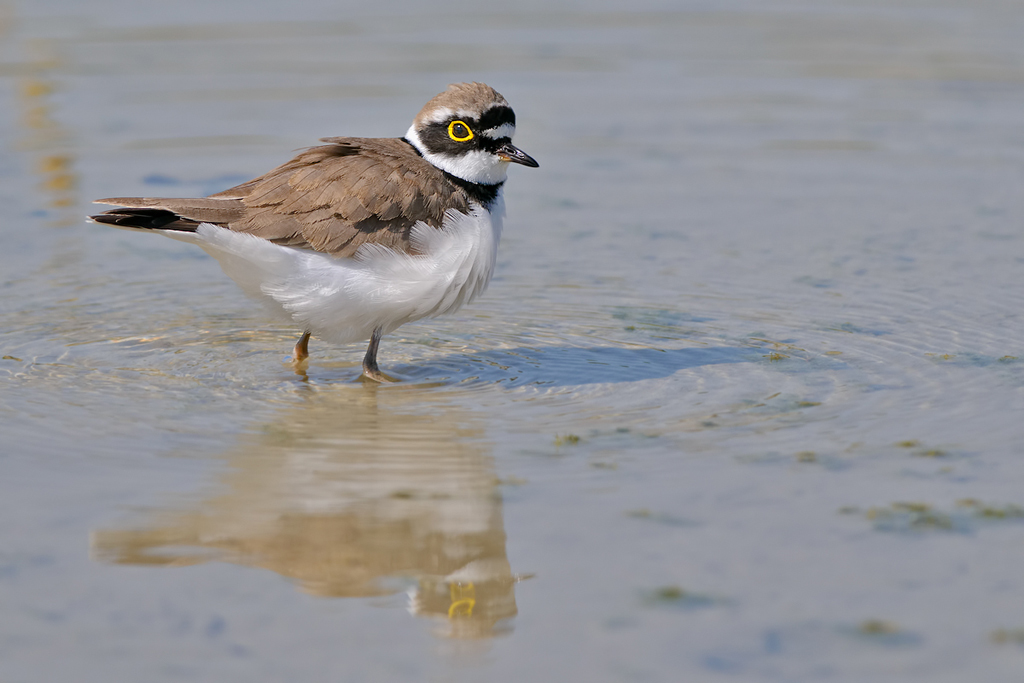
[169,196,505,344]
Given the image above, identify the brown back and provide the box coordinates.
[96,137,473,258]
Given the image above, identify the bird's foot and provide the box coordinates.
[360,360,398,383]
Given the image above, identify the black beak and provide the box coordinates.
[496,141,539,168]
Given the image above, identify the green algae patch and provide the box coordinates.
[991,628,1024,645]
[859,619,900,635]
[641,585,720,610]
[895,440,957,458]
[625,509,693,527]
[845,619,921,647]
[864,500,1024,533]
[955,499,1024,519]
[866,502,955,532]
[590,460,617,470]
[923,352,1023,367]
[554,434,581,446]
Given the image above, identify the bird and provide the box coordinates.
[90,82,538,382]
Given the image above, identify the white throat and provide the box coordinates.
[405,125,510,186]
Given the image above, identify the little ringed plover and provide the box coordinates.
[90,82,538,381]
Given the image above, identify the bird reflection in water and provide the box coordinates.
[15,35,80,226]
[91,384,522,640]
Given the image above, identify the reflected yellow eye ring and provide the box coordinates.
[448,120,474,142]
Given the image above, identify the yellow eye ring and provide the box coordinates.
[448,120,474,142]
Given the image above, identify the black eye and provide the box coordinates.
[447,120,474,142]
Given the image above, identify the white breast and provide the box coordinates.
[169,194,505,344]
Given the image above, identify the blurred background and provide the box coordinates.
[2,0,1024,681]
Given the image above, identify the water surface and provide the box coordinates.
[3,1,1024,681]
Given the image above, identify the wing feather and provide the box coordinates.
[92,138,472,258]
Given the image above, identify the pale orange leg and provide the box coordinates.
[293,331,311,361]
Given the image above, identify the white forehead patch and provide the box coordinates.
[421,107,456,125]
[418,106,513,132]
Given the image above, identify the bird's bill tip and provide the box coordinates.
[497,143,539,168]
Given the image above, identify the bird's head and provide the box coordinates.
[405,82,538,185]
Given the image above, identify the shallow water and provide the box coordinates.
[3,0,1024,680]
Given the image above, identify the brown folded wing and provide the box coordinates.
[95,137,469,258]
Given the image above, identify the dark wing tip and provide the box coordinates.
[89,207,198,231]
